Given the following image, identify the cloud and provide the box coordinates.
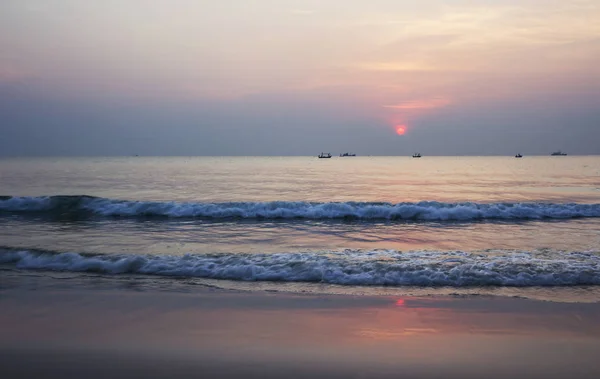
[360,1,600,74]
[290,9,315,16]
[383,97,452,110]
[353,62,438,72]
[25,3,48,13]
[0,65,32,83]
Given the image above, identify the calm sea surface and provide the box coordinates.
[1,156,599,301]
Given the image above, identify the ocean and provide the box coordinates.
[1,156,599,302]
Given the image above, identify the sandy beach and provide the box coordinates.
[2,274,600,379]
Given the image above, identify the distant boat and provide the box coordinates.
[318,153,332,158]
[515,153,522,158]
[551,151,567,156]
[339,152,356,157]
[412,153,422,158]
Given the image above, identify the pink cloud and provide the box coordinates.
[383,97,451,110]
[0,65,32,83]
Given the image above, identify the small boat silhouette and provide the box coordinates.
[339,152,356,157]
[318,153,332,158]
[412,153,422,158]
[551,151,567,156]
[515,153,522,158]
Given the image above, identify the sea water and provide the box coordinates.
[1,156,599,301]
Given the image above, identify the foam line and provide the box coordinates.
[1,196,599,221]
[2,248,599,287]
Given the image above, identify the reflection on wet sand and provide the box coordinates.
[1,279,600,378]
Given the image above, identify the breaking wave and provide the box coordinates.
[1,248,599,287]
[1,195,600,221]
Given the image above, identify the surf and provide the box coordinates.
[1,195,600,221]
[2,247,599,287]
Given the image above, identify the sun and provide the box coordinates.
[396,125,406,135]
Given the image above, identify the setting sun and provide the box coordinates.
[396,126,406,135]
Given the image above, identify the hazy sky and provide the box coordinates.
[1,0,599,155]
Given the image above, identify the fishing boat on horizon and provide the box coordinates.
[318,153,332,158]
[515,153,522,158]
[551,151,567,156]
[339,152,356,157]
[412,153,422,158]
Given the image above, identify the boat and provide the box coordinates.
[318,153,332,158]
[551,151,567,156]
[412,153,422,158]
[339,153,356,157]
[515,153,522,158]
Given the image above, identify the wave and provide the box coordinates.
[1,195,600,221]
[1,248,599,287]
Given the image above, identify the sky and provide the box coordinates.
[1,0,599,156]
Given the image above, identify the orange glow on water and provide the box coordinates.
[396,299,406,307]
[396,126,406,135]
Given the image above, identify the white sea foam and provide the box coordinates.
[2,248,599,287]
[1,196,599,221]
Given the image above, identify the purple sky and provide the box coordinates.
[1,0,599,155]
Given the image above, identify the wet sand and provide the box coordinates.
[2,276,600,379]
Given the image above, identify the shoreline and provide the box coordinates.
[4,268,600,303]
[2,275,600,378]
